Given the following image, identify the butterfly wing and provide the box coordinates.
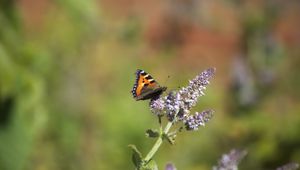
[132,69,167,100]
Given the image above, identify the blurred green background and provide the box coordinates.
[1,0,300,170]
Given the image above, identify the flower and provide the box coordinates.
[276,163,299,170]
[165,92,182,121]
[149,68,216,125]
[178,67,215,110]
[184,110,214,131]
[165,163,177,170]
[213,149,247,170]
[150,98,165,116]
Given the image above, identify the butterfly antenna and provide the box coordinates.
[163,75,171,86]
[163,75,182,90]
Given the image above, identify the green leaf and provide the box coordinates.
[142,159,158,170]
[128,145,143,168]
[163,133,176,145]
[146,129,160,138]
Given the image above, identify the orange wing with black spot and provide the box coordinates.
[132,69,167,101]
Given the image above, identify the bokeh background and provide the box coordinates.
[1,0,300,170]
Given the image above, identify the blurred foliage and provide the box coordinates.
[0,0,300,170]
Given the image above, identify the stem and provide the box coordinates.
[158,115,162,131]
[144,121,173,163]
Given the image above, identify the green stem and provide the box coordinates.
[144,121,173,163]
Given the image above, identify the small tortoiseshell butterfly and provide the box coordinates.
[132,69,167,101]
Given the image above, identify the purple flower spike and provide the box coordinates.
[149,68,215,125]
[150,98,165,116]
[276,163,299,170]
[165,92,182,121]
[184,110,214,131]
[213,149,247,170]
[165,163,177,170]
[178,67,215,111]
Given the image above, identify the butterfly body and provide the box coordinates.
[132,69,167,101]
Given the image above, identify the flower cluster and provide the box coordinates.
[213,149,247,170]
[276,163,299,170]
[184,110,214,131]
[165,92,183,121]
[165,163,177,170]
[150,97,165,116]
[150,68,216,130]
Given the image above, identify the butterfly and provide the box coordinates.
[132,69,167,101]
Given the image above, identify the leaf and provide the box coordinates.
[146,129,160,138]
[142,159,158,170]
[128,145,143,168]
[163,133,176,145]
